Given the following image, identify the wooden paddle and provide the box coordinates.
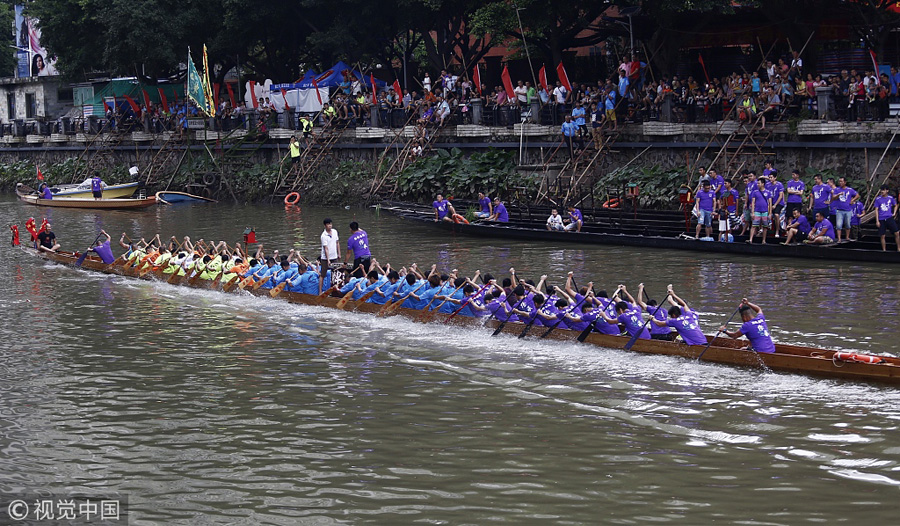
[251,272,274,290]
[378,282,426,318]
[75,233,104,267]
[350,290,377,310]
[539,293,592,339]
[491,292,531,337]
[314,285,338,305]
[697,304,742,361]
[222,275,240,292]
[418,275,473,323]
[269,281,288,297]
[334,288,357,310]
[444,281,492,324]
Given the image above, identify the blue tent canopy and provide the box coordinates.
[294,61,387,89]
[271,70,318,90]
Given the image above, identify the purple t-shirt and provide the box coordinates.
[791,214,811,235]
[494,203,509,222]
[92,241,115,263]
[850,202,865,226]
[592,298,621,335]
[766,181,785,206]
[645,305,670,336]
[811,184,831,210]
[41,187,53,199]
[832,187,857,211]
[433,200,450,219]
[739,313,776,353]
[568,208,583,223]
[535,303,559,327]
[479,197,491,213]
[666,312,707,346]
[814,218,836,239]
[616,307,650,340]
[875,195,897,220]
[751,189,770,213]
[697,189,716,212]
[91,177,102,192]
[763,167,777,178]
[722,188,740,213]
[347,229,371,258]
[710,175,725,196]
[786,179,805,203]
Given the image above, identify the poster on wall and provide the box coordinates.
[14,4,59,78]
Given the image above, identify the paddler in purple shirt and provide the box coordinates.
[721,298,776,354]
[475,192,492,219]
[87,230,116,263]
[433,194,456,222]
[635,283,674,341]
[597,292,650,340]
[874,184,900,251]
[650,285,707,346]
[489,197,509,222]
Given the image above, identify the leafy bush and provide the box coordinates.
[394,148,534,201]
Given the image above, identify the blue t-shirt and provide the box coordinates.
[739,313,775,353]
[561,121,577,137]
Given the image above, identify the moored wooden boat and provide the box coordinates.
[17,181,140,200]
[21,246,900,385]
[16,191,158,210]
[155,191,218,204]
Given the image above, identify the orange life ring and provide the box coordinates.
[602,198,621,209]
[284,192,300,205]
[833,351,884,364]
[452,213,470,224]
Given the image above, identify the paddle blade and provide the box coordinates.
[491,321,507,336]
[314,286,336,305]
[75,251,89,267]
[623,330,642,350]
[269,282,287,297]
[518,323,533,339]
[222,276,240,292]
[576,324,594,342]
[376,300,395,318]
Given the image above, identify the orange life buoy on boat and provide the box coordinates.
[833,351,884,364]
[284,192,300,205]
[452,213,469,224]
[602,198,621,209]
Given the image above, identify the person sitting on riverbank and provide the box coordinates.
[805,212,836,245]
[476,192,492,219]
[547,209,565,231]
[488,197,509,222]
[565,205,583,232]
[433,194,456,222]
[721,298,776,354]
[782,208,811,245]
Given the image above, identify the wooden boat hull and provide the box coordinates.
[17,195,158,209]
[21,247,900,385]
[156,191,217,204]
[382,205,900,265]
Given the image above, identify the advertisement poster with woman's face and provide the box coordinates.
[14,4,58,77]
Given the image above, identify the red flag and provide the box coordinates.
[538,65,549,94]
[473,64,482,95]
[123,95,141,115]
[393,80,403,101]
[280,89,291,111]
[225,82,236,107]
[370,74,377,104]
[103,98,112,113]
[213,83,220,110]
[311,76,323,105]
[10,225,19,246]
[501,65,515,99]
[698,53,710,84]
[556,62,571,92]
[249,81,259,108]
[142,88,151,109]
[38,218,48,235]
[25,218,37,241]
[157,88,170,113]
[173,90,178,105]
[36,164,44,181]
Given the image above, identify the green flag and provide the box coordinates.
[186,48,209,115]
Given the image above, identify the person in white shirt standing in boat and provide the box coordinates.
[320,218,340,265]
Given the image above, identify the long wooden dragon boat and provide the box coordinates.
[22,246,900,386]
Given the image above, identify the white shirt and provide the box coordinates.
[321,228,339,260]
[553,86,567,104]
[547,214,564,229]
[514,85,528,102]
[423,75,432,92]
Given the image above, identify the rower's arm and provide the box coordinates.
[635,284,647,309]
[535,274,548,293]
[651,318,667,327]
[564,272,576,298]
[744,299,762,317]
